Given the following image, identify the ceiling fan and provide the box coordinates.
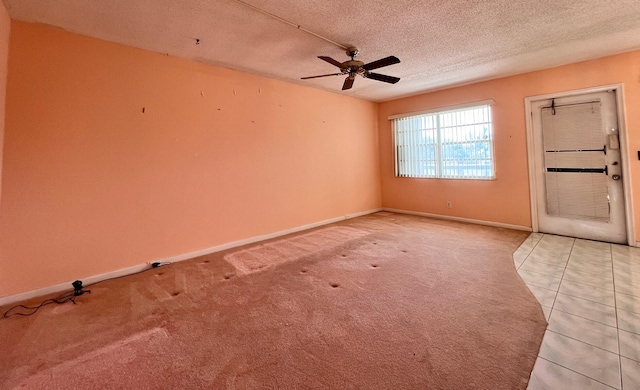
[301,48,400,90]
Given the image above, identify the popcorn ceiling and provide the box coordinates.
[4,0,640,101]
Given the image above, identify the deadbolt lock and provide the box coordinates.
[612,174,621,180]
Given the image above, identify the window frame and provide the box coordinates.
[390,100,495,180]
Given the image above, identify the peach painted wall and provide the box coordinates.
[379,51,640,236]
[0,3,10,207]
[0,21,381,298]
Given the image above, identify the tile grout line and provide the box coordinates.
[516,234,543,271]
[545,329,619,355]
[522,257,569,269]
[543,238,622,388]
[522,269,565,284]
[564,264,616,280]
[555,281,617,307]
[556,240,622,389]
[560,279,615,293]
[520,234,558,320]
[616,310,640,336]
[537,356,619,390]
[616,290,640,299]
[523,248,566,268]
[551,306,617,328]
[520,267,564,281]
[611,244,624,389]
[549,237,575,314]
[522,236,640,389]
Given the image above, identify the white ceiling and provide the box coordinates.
[4,0,640,102]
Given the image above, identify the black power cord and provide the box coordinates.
[2,261,172,319]
[2,280,88,318]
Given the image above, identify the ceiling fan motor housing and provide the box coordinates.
[343,60,365,72]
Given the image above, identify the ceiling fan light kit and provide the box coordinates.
[302,47,401,90]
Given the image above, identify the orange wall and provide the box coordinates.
[0,3,9,207]
[0,21,381,298]
[4,20,640,299]
[379,51,640,235]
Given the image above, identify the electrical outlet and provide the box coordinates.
[447,201,452,208]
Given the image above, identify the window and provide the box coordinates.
[391,101,494,179]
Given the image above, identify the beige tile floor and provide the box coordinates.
[514,233,640,390]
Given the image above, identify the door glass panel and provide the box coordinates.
[541,102,609,222]
[544,172,609,221]
[542,103,603,150]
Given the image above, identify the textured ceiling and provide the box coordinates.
[4,0,640,102]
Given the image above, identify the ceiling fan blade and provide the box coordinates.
[301,72,343,80]
[318,56,346,69]
[362,56,401,71]
[366,72,400,84]
[342,77,355,90]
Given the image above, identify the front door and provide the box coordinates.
[530,90,626,244]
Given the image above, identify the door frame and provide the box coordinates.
[524,84,636,246]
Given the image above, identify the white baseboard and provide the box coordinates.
[158,208,382,264]
[0,208,382,307]
[382,208,533,232]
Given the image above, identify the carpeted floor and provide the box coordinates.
[0,212,546,389]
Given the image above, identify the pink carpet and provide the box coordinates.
[0,212,546,389]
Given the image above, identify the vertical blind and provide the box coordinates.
[391,102,494,179]
[541,101,610,221]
